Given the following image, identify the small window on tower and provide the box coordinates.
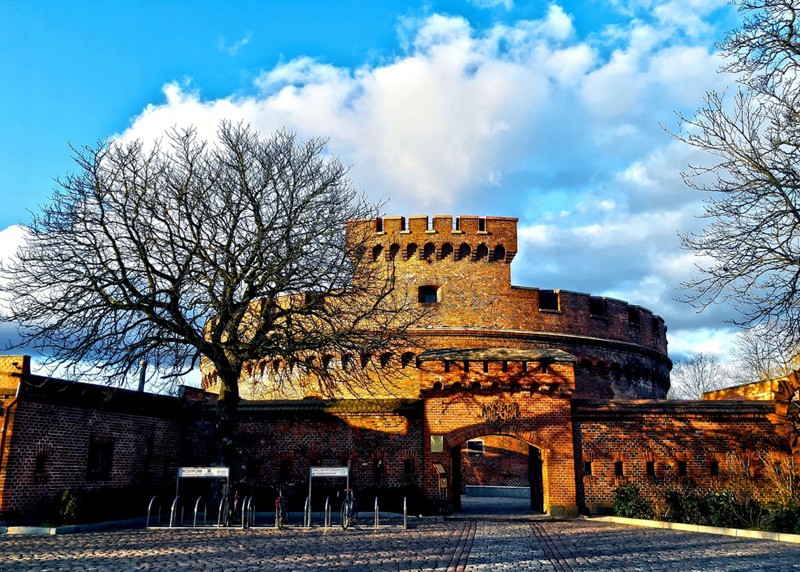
[539,290,560,312]
[589,296,607,318]
[418,285,440,304]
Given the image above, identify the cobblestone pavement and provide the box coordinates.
[2,519,800,571]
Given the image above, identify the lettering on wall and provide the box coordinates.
[479,402,520,428]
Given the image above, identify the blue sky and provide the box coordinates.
[0,0,747,373]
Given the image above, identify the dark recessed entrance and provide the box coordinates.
[450,435,544,514]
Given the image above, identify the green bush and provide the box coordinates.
[612,485,653,519]
[664,489,707,525]
[761,505,800,533]
[705,489,744,528]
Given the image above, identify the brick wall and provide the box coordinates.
[572,399,781,513]
[0,355,27,392]
[0,377,184,523]
[183,399,424,487]
[461,435,529,487]
[704,379,778,401]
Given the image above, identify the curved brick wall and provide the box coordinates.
[360,215,671,399]
[203,215,672,399]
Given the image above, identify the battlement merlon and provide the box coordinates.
[347,215,519,255]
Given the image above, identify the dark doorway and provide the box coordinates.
[529,446,543,512]
[451,436,544,514]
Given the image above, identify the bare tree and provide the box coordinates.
[668,353,730,399]
[729,324,799,385]
[0,122,423,469]
[675,0,800,354]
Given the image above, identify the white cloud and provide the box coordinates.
[0,224,26,262]
[115,2,743,362]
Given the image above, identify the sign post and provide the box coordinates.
[174,466,231,524]
[307,464,350,514]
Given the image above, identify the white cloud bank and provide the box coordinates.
[5,2,741,363]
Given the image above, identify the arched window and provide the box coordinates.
[493,244,506,262]
[360,353,371,368]
[458,243,471,261]
[380,353,392,368]
[341,354,353,370]
[389,243,400,260]
[372,244,383,261]
[476,243,488,260]
[406,243,418,260]
[322,355,334,371]
[401,352,415,368]
[423,242,436,261]
[441,243,453,259]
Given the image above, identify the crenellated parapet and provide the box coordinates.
[349,215,518,265]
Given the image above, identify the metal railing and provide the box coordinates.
[169,496,184,528]
[193,496,207,528]
[146,495,162,527]
[216,496,229,527]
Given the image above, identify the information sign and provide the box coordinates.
[178,466,230,478]
[310,466,349,478]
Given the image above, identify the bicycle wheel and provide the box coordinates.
[341,502,351,529]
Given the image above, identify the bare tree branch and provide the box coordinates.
[674,0,800,354]
[0,122,425,469]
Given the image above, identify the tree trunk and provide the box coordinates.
[215,369,241,471]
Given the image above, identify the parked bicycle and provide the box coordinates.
[275,486,288,529]
[340,488,358,529]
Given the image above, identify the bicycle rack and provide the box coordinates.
[324,497,331,528]
[374,496,379,528]
[169,496,183,528]
[240,496,251,529]
[303,496,311,527]
[403,497,408,529]
[146,495,162,527]
[193,496,207,528]
[216,496,229,527]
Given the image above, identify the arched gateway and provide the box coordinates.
[419,348,579,516]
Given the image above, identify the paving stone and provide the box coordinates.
[1,518,800,571]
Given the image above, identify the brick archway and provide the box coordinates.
[444,426,546,451]
[423,392,578,516]
[446,428,546,513]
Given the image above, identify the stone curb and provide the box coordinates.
[590,515,800,544]
[3,518,144,536]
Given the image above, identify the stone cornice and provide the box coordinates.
[411,328,672,367]
[572,398,774,421]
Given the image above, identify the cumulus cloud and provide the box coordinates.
[114,2,740,360]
